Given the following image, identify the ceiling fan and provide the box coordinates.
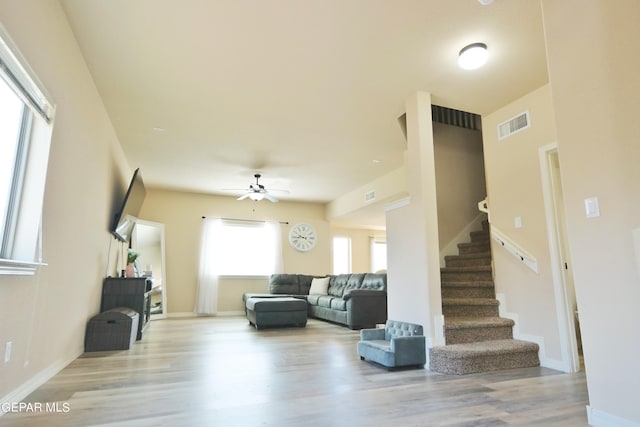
[235,174,288,203]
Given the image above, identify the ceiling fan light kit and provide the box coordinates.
[235,173,288,203]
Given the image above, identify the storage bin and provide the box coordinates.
[84,307,139,352]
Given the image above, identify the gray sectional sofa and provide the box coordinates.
[243,273,387,329]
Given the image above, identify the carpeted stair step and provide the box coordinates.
[441,280,495,298]
[442,297,500,317]
[457,240,491,254]
[440,265,493,282]
[470,230,490,242]
[444,251,492,268]
[444,317,514,344]
[429,339,540,375]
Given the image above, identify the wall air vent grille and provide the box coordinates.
[498,111,530,140]
[431,105,482,131]
[364,190,376,203]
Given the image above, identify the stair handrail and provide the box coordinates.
[490,225,539,274]
[478,198,489,214]
[477,197,491,223]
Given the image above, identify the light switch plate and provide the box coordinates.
[514,216,522,228]
[584,197,600,218]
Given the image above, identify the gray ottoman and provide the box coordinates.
[246,297,307,329]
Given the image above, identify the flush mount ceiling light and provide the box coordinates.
[458,42,488,70]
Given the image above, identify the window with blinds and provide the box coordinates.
[0,24,55,275]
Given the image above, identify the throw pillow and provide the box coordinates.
[309,277,330,295]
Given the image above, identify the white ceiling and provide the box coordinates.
[60,0,548,217]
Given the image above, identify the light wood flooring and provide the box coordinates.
[0,317,589,426]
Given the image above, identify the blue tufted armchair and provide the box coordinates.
[357,320,426,369]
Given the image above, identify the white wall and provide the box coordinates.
[542,1,640,424]
[0,0,131,402]
[386,92,443,352]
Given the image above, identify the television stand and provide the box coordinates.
[101,277,151,340]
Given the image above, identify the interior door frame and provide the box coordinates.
[539,143,580,372]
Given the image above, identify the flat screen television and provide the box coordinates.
[111,168,146,242]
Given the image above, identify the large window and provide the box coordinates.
[0,77,28,256]
[195,218,283,314]
[332,236,351,274]
[370,236,387,273]
[0,24,55,274]
[203,219,283,277]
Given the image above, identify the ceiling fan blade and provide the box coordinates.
[267,188,290,195]
[237,193,251,200]
[263,193,279,203]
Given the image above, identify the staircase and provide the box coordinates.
[429,221,540,375]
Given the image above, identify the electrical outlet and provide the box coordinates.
[4,341,12,364]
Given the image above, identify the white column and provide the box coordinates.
[386,91,444,355]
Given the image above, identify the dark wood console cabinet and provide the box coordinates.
[101,277,152,340]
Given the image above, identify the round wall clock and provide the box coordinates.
[288,223,317,252]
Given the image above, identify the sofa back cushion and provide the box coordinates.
[328,274,350,297]
[298,275,315,295]
[385,320,423,340]
[268,274,300,295]
[344,273,365,293]
[361,273,387,291]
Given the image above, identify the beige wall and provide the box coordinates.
[542,1,640,423]
[482,84,563,364]
[139,189,333,314]
[0,1,131,401]
[330,227,386,273]
[327,166,408,227]
[433,122,486,249]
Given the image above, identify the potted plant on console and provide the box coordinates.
[125,249,139,278]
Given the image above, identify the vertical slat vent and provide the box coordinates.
[498,111,530,140]
[431,105,482,131]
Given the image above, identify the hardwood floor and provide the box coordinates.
[0,317,589,426]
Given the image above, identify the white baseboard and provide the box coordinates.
[0,346,83,416]
[167,312,198,318]
[496,293,569,373]
[587,405,640,427]
[216,311,245,317]
[433,314,445,346]
[424,336,433,369]
[440,213,487,267]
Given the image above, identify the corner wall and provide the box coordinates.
[330,227,386,274]
[386,92,443,352]
[0,1,131,402]
[542,1,640,424]
[481,84,564,366]
[433,122,487,255]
